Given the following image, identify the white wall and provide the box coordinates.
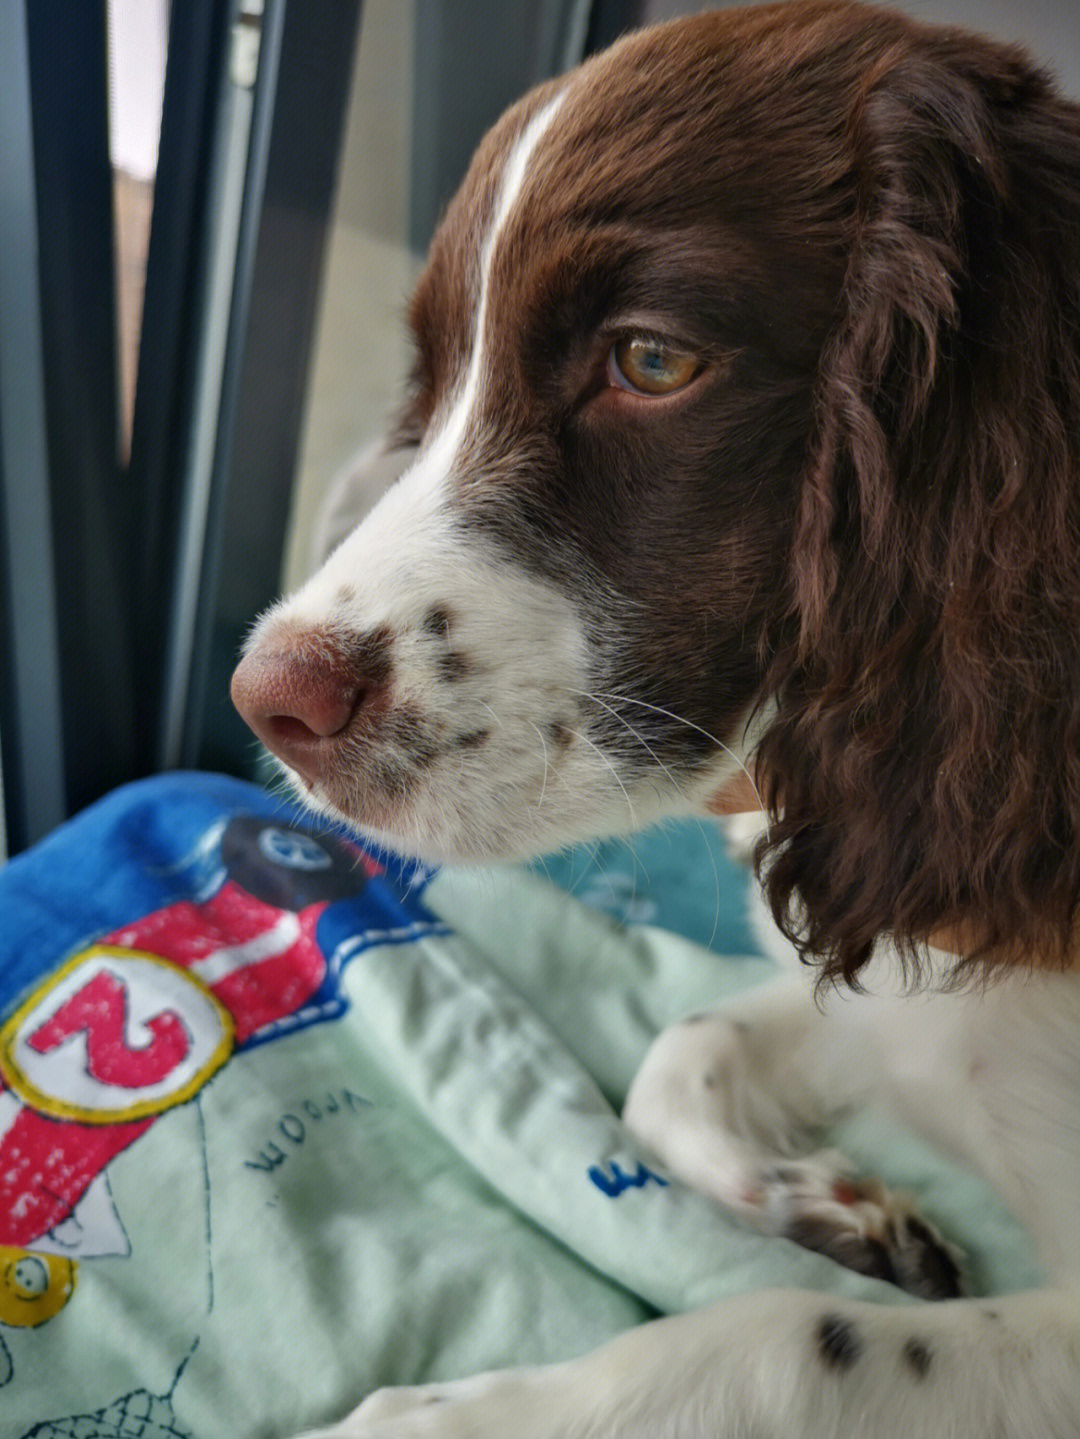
[106,0,169,180]
[641,0,1079,95]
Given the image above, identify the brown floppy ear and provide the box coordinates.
[757,36,1080,985]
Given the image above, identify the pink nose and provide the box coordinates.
[230,631,377,784]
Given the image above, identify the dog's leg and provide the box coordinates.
[623,977,962,1297]
[300,1287,1080,1437]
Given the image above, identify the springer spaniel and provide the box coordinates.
[230,2,1080,1433]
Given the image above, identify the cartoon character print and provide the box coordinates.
[0,816,412,1353]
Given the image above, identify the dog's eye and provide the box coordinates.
[608,338,701,396]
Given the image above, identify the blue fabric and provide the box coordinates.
[533,819,760,957]
[0,772,442,1030]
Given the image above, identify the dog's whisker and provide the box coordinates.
[578,690,766,816]
[531,849,555,886]
[530,721,551,810]
[565,727,638,830]
[588,693,725,947]
[561,837,602,899]
[580,691,689,799]
[626,835,651,889]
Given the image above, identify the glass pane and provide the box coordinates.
[106,0,168,461]
[283,0,589,591]
[284,0,421,590]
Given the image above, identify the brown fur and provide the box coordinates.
[748,7,1080,984]
[252,2,1080,988]
[407,1,1080,986]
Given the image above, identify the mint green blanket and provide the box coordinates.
[0,778,1039,1439]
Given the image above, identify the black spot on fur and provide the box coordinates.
[849,1237,898,1285]
[771,1165,808,1186]
[456,729,489,749]
[382,706,440,770]
[903,1338,933,1379]
[423,607,452,639]
[438,650,472,682]
[351,626,394,688]
[817,1315,861,1371]
[549,721,573,749]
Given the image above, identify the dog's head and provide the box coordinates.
[232,0,1080,982]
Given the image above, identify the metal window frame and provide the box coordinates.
[0,0,68,854]
[168,0,365,777]
[22,0,133,823]
[0,0,363,851]
[125,0,233,778]
[0,0,235,854]
[0,0,602,855]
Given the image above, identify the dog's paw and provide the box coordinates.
[753,1151,965,1300]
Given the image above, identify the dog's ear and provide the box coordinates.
[795,42,1013,632]
[757,38,1080,985]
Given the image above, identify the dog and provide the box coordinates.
[230,2,1080,1433]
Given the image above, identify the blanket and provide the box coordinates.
[0,774,1040,1439]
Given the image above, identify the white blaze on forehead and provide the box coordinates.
[246,80,747,863]
[282,87,569,628]
[431,87,568,471]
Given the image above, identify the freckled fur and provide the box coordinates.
[817,1315,862,1371]
[903,1339,933,1379]
[232,5,1080,1436]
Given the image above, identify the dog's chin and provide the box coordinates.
[274,759,554,866]
[273,748,716,868]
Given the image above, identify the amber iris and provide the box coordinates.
[610,337,701,395]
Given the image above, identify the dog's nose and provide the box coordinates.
[230,634,372,784]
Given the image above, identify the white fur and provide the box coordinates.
[307,1285,1080,1438]
[275,55,1080,1439]
[299,946,1080,1439]
[250,91,748,863]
